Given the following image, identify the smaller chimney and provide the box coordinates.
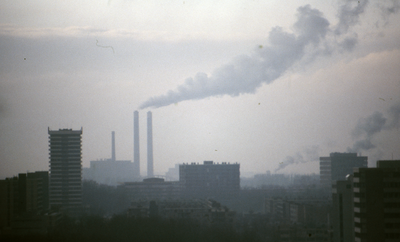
[112,131,116,161]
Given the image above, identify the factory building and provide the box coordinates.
[83,131,137,185]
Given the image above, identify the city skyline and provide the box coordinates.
[1,0,400,178]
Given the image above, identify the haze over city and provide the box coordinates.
[1,0,400,179]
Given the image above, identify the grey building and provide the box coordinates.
[320,152,367,187]
[119,178,181,201]
[179,161,240,198]
[48,128,82,216]
[332,176,354,242]
[83,131,137,185]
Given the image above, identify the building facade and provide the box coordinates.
[353,160,400,242]
[179,161,240,198]
[0,171,49,233]
[48,128,82,216]
[332,177,354,242]
[320,152,367,187]
[119,178,181,201]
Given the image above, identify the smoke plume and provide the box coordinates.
[139,1,369,109]
[275,145,320,172]
[347,102,400,153]
[276,102,400,171]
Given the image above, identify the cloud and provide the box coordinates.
[334,0,369,36]
[139,2,371,109]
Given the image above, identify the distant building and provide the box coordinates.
[319,152,367,187]
[264,197,330,226]
[165,164,180,181]
[82,131,138,185]
[127,199,235,225]
[179,161,240,198]
[48,128,83,217]
[353,160,400,241]
[332,176,354,242]
[119,178,181,201]
[272,224,331,242]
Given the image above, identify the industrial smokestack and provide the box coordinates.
[134,111,140,178]
[147,111,154,177]
[111,131,116,161]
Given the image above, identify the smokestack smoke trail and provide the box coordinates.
[348,102,400,153]
[275,145,320,172]
[147,111,154,177]
[139,1,370,109]
[111,131,116,161]
[134,111,140,178]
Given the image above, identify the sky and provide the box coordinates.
[1,0,400,179]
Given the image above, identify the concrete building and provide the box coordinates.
[320,152,367,187]
[332,176,354,242]
[119,178,181,201]
[127,199,235,225]
[353,160,400,242]
[264,197,330,226]
[48,128,82,216]
[179,161,240,198]
[0,171,49,233]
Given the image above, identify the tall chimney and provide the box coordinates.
[134,111,140,178]
[111,131,116,161]
[147,111,154,177]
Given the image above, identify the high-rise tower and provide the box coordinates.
[147,111,154,177]
[133,111,140,178]
[48,128,82,216]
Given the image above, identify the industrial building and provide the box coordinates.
[48,128,83,217]
[147,111,154,178]
[179,161,240,198]
[319,152,367,187]
[133,110,140,178]
[83,131,137,185]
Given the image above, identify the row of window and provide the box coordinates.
[384,182,400,188]
[384,213,400,218]
[383,193,400,198]
[384,203,400,208]
[385,223,400,228]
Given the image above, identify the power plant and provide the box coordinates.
[133,111,140,177]
[147,111,154,178]
[133,110,154,178]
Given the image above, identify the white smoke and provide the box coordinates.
[139,1,370,109]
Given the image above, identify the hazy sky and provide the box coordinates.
[1,0,400,178]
